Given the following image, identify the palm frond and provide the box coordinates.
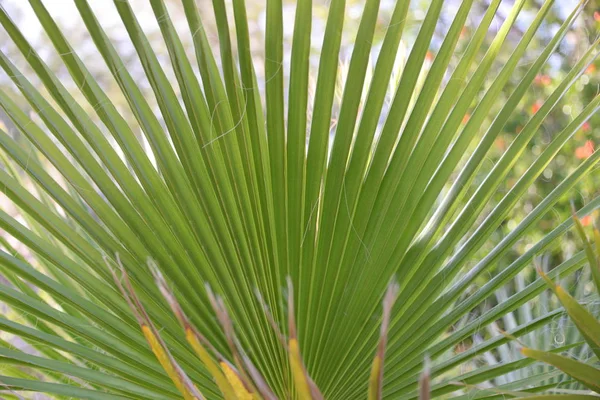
[0,0,598,399]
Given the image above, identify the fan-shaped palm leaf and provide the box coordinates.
[0,0,598,399]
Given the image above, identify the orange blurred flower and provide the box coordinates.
[462,114,470,124]
[586,64,596,74]
[495,137,506,151]
[534,74,551,86]
[595,11,600,22]
[530,101,542,114]
[575,140,595,159]
[582,121,591,133]
[426,51,434,62]
[580,215,592,227]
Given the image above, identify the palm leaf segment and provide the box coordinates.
[520,215,600,398]
[0,0,598,399]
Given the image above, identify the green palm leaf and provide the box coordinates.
[0,0,598,399]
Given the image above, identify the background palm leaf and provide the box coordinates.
[519,215,600,397]
[0,0,598,399]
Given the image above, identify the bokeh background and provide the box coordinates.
[0,0,598,396]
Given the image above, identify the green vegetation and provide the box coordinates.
[519,214,599,398]
[0,0,598,399]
